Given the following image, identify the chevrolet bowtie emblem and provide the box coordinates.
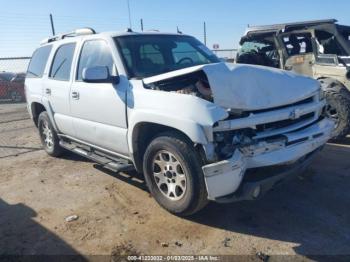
[289,109,302,120]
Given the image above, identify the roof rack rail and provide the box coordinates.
[246,19,338,34]
[40,27,96,45]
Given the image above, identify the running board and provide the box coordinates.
[59,140,134,173]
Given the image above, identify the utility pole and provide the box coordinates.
[127,0,132,29]
[140,19,144,31]
[204,21,207,46]
[50,13,56,36]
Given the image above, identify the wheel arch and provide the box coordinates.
[31,102,47,127]
[130,122,206,173]
[30,100,59,133]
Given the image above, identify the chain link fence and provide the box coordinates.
[0,57,31,73]
[0,57,30,103]
[0,50,237,104]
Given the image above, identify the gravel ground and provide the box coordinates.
[0,103,349,260]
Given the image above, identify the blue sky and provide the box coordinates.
[1,0,350,57]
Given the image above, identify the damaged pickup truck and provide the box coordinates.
[25,29,334,216]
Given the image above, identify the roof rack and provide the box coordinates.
[247,19,338,33]
[40,27,96,45]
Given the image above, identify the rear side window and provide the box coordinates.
[27,45,52,78]
[77,40,114,81]
[50,43,76,81]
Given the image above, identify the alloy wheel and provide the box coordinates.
[152,150,187,201]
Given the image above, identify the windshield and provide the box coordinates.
[114,35,220,79]
[0,72,15,82]
[239,40,271,54]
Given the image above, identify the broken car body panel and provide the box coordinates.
[203,118,334,200]
[140,62,333,200]
[144,62,320,110]
[126,80,229,152]
[26,31,335,205]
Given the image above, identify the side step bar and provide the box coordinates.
[59,140,135,173]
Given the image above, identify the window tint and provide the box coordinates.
[27,45,52,78]
[50,43,76,81]
[77,40,114,81]
[0,73,15,81]
[121,47,132,69]
[115,35,219,78]
[172,42,208,64]
[140,44,165,65]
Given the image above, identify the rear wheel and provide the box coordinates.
[320,79,350,141]
[143,132,208,216]
[38,111,64,157]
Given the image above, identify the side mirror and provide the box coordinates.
[82,66,119,84]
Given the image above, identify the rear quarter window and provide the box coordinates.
[27,45,52,78]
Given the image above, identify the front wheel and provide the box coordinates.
[38,111,64,157]
[143,132,208,216]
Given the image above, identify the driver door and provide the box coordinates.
[280,31,316,77]
[69,39,129,156]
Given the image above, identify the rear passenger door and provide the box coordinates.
[43,42,76,136]
[69,39,129,156]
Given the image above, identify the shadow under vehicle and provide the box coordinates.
[237,19,350,141]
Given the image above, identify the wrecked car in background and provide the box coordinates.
[25,29,334,216]
[237,19,350,141]
[0,72,26,102]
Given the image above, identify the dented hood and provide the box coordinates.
[143,63,320,111]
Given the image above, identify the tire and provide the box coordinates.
[38,111,64,157]
[143,131,208,216]
[320,79,350,141]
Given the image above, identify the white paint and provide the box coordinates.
[26,32,334,202]
[214,99,325,132]
[202,150,246,200]
[202,118,334,199]
[144,62,320,111]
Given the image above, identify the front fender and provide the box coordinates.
[127,82,229,154]
[127,112,208,154]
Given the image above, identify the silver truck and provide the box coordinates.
[25,28,334,216]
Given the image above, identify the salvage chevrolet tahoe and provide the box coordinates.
[25,28,334,216]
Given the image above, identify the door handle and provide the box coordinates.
[71,91,80,100]
[45,88,51,95]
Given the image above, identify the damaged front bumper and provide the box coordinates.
[202,118,334,201]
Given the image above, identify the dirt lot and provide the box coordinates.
[1,103,350,259]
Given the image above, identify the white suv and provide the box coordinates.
[25,28,334,216]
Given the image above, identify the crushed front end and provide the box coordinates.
[202,91,334,202]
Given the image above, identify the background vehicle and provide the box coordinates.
[237,19,350,141]
[25,28,333,216]
[0,72,26,102]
